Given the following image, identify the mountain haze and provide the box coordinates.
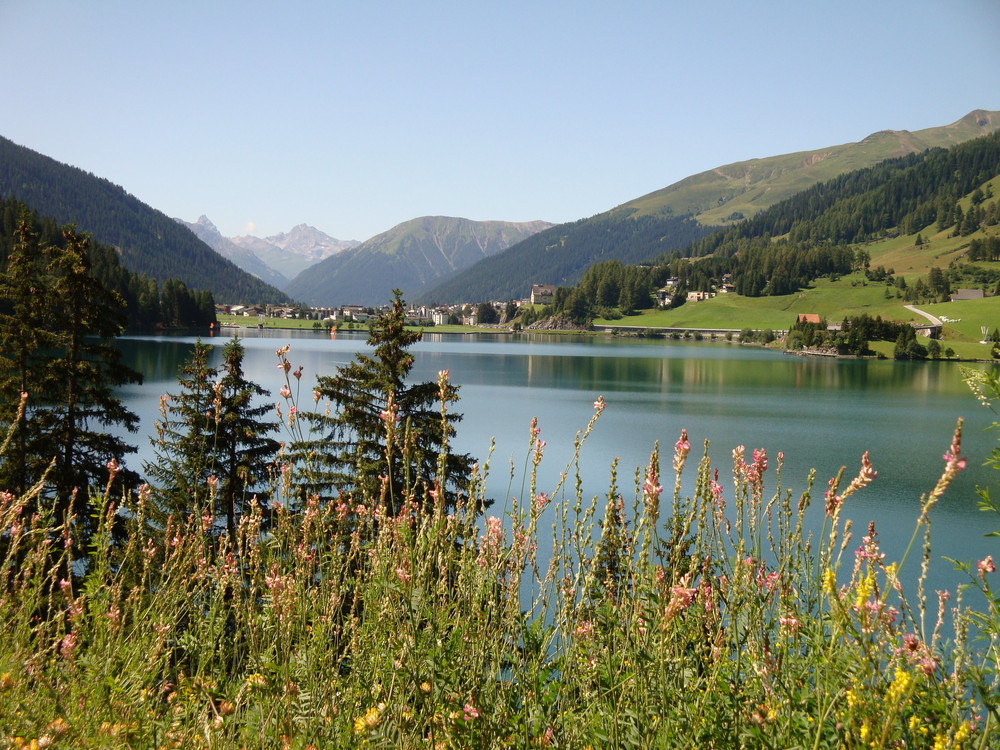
[285,216,553,306]
[178,216,290,290]
[178,217,357,289]
[423,110,1000,303]
[0,135,288,303]
[232,224,359,281]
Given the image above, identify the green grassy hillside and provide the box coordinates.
[621,109,1000,226]
[595,272,1000,359]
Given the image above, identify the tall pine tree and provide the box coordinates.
[146,338,278,537]
[0,223,142,548]
[293,291,474,514]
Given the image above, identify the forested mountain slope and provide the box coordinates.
[0,136,288,303]
[423,111,999,304]
[419,212,712,304]
[541,131,1000,324]
[677,129,1000,296]
[1,196,216,330]
[286,216,552,306]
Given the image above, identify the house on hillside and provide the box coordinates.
[950,288,985,302]
[530,284,556,305]
[686,290,714,303]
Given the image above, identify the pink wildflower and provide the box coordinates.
[779,616,802,634]
[463,703,479,721]
[59,632,78,661]
[593,396,605,412]
[279,384,291,399]
[979,556,996,577]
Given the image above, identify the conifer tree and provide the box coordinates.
[296,291,473,514]
[0,223,142,547]
[214,338,279,537]
[146,338,278,537]
[44,227,143,523]
[145,340,218,524]
[0,219,59,495]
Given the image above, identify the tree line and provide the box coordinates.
[1,197,217,330]
[0,224,472,568]
[0,135,289,303]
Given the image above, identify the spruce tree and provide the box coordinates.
[0,218,60,495]
[214,338,279,537]
[44,227,143,525]
[295,290,473,514]
[145,340,218,524]
[146,338,278,537]
[0,224,142,548]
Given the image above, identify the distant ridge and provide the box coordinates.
[0,136,288,303]
[422,110,1000,303]
[285,216,553,306]
[177,216,290,290]
[621,109,1000,226]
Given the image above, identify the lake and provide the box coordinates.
[115,328,1000,596]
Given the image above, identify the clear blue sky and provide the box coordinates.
[2,0,998,243]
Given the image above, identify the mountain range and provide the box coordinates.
[284,216,553,306]
[176,216,358,289]
[2,109,997,308]
[422,110,1000,303]
[0,136,289,303]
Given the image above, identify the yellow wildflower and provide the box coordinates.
[822,568,836,595]
[353,705,383,734]
[955,722,971,744]
[859,722,871,742]
[854,573,874,610]
[886,667,913,704]
[846,688,860,709]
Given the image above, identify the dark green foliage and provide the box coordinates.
[893,325,928,360]
[0,136,288,303]
[1,196,216,330]
[661,131,1000,297]
[0,223,142,545]
[296,291,474,513]
[145,341,218,522]
[476,302,499,324]
[213,339,280,536]
[146,338,279,537]
[546,260,657,323]
[0,219,61,495]
[967,236,1000,262]
[420,212,713,304]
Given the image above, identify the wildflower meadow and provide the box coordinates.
[1,362,1000,749]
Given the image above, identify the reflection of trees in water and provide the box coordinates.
[118,339,207,384]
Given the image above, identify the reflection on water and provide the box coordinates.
[116,330,1000,596]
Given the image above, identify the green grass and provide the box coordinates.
[594,273,999,360]
[596,274,912,330]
